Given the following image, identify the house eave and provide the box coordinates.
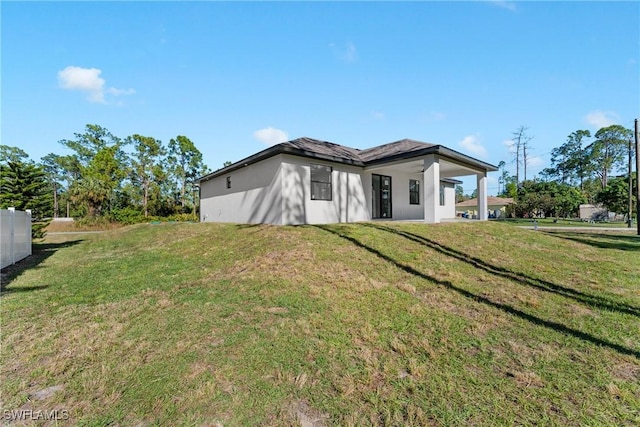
[196,144,364,183]
[363,145,498,172]
[197,138,498,184]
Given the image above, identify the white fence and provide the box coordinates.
[1,208,32,269]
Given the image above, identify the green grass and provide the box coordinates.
[495,217,633,228]
[1,222,639,426]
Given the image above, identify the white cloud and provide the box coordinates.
[253,127,289,146]
[107,87,136,96]
[488,1,517,12]
[503,138,515,153]
[526,156,545,168]
[329,42,358,63]
[459,134,488,159]
[58,66,135,104]
[584,111,619,129]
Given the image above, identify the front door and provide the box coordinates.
[372,174,392,219]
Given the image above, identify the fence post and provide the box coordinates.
[26,209,32,256]
[8,207,15,265]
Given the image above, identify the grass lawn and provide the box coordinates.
[494,217,633,228]
[1,222,639,426]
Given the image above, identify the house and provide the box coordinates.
[456,197,514,219]
[579,204,609,221]
[197,137,497,225]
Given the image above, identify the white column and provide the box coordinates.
[477,173,488,220]
[423,155,440,223]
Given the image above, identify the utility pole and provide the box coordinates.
[635,118,639,236]
[629,136,633,228]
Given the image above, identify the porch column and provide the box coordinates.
[477,172,488,220]
[423,155,440,223]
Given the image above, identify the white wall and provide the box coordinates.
[280,155,370,225]
[200,155,283,224]
[439,183,457,219]
[363,167,425,220]
[200,154,460,225]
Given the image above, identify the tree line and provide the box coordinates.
[497,124,636,220]
[1,124,210,223]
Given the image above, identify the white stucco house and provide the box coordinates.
[197,137,497,225]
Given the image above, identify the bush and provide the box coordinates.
[32,220,50,239]
[166,213,198,222]
[108,207,147,225]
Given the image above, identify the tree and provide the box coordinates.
[546,130,592,188]
[455,185,464,203]
[167,136,207,210]
[59,125,127,217]
[514,181,585,218]
[127,134,166,217]
[0,160,52,219]
[40,153,68,218]
[595,175,636,217]
[0,145,30,164]
[510,126,533,185]
[588,125,632,189]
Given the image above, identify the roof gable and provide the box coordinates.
[358,139,436,162]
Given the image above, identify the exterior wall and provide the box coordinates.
[439,182,457,219]
[366,167,425,220]
[200,153,473,225]
[280,155,369,225]
[200,155,283,224]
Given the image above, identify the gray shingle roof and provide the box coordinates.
[280,137,362,163]
[358,139,436,162]
[197,136,497,183]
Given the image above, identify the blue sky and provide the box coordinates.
[2,1,639,195]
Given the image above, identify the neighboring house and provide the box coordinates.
[197,137,497,225]
[456,197,514,219]
[579,204,609,221]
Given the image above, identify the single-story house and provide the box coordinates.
[456,197,515,219]
[197,137,497,225]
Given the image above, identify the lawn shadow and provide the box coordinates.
[362,223,640,318]
[1,240,83,294]
[313,225,640,360]
[542,231,640,252]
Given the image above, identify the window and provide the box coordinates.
[226,176,231,189]
[409,179,420,205]
[310,164,332,200]
[439,183,445,206]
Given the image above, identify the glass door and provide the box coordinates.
[372,174,392,219]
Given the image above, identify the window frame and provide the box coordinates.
[409,179,420,205]
[439,183,446,206]
[226,176,231,189]
[310,164,333,201]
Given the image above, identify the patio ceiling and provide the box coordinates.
[364,156,487,179]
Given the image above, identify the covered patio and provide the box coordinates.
[363,147,497,224]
